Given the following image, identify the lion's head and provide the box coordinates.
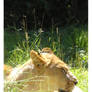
[30,48,78,92]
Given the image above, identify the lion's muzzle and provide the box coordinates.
[66,71,78,85]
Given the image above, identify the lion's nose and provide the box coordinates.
[66,71,78,85]
[74,80,78,85]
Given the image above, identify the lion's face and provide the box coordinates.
[30,48,78,92]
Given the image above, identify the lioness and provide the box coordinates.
[5,48,79,92]
[30,48,78,92]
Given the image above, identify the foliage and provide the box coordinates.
[4,0,88,28]
[4,25,88,68]
[71,68,88,92]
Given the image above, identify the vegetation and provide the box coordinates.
[4,25,88,92]
[71,68,88,92]
[4,0,88,92]
[4,0,88,28]
[5,25,88,68]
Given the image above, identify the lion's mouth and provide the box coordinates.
[61,68,78,85]
[58,88,66,92]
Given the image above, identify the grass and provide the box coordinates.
[4,25,88,68]
[4,25,88,92]
[70,68,88,92]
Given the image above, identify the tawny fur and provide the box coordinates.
[30,48,78,92]
[4,64,13,78]
[5,48,80,92]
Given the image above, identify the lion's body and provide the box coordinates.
[6,59,35,81]
[4,48,80,92]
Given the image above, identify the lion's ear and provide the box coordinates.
[42,47,53,54]
[30,50,37,58]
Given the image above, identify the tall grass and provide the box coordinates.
[4,25,88,68]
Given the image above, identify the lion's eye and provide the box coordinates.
[62,69,66,74]
[37,64,40,67]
